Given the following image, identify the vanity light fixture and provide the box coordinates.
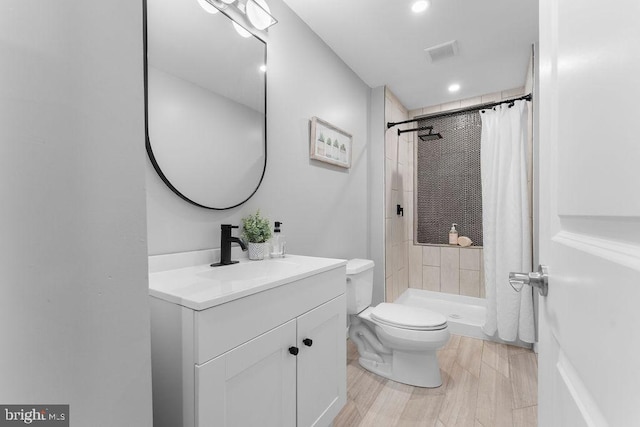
[197,0,219,14]
[411,0,430,13]
[203,0,278,32]
[232,21,253,38]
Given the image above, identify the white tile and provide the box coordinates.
[422,266,440,292]
[460,248,481,270]
[386,275,394,302]
[391,160,399,191]
[441,100,461,112]
[460,269,480,297]
[405,193,414,240]
[422,246,441,266]
[392,104,409,132]
[392,101,408,120]
[398,267,409,296]
[440,247,460,294]
[423,105,441,115]
[398,139,407,166]
[384,158,393,218]
[396,164,405,193]
[403,167,412,194]
[393,216,404,244]
[460,96,482,109]
[388,189,399,222]
[385,128,397,162]
[391,243,400,278]
[385,246,393,279]
[399,240,408,270]
[408,245,423,288]
[481,92,501,104]
[501,86,525,100]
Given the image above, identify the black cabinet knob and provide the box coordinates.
[303,338,313,347]
[288,346,299,356]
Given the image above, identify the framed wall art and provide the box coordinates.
[309,116,352,168]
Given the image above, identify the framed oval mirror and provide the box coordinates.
[144,0,267,210]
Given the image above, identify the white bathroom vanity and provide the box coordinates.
[148,252,347,427]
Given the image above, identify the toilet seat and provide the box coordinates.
[370,303,447,331]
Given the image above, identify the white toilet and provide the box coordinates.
[346,259,450,388]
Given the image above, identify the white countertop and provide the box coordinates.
[148,254,347,311]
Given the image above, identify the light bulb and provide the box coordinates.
[233,22,252,38]
[411,0,430,13]
[246,0,274,31]
[448,83,461,92]
[197,0,219,14]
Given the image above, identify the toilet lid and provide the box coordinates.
[370,303,447,331]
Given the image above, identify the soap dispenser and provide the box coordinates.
[448,223,459,245]
[269,221,286,258]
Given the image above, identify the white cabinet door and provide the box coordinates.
[296,295,346,427]
[196,319,297,427]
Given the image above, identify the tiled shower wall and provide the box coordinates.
[385,85,532,302]
[384,88,411,302]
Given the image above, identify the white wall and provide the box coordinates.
[0,2,152,426]
[146,0,372,262]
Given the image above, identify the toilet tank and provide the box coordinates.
[346,259,375,314]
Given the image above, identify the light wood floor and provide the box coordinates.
[334,335,538,427]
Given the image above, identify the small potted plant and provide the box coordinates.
[241,210,272,260]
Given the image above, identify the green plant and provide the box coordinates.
[241,210,272,243]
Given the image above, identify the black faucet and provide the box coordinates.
[211,224,248,267]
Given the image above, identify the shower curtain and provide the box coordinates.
[480,100,535,343]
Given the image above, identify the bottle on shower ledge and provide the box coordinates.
[449,223,459,245]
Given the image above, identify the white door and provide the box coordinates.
[538,0,640,425]
[296,295,346,427]
[195,320,297,427]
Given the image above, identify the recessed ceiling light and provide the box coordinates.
[411,1,430,13]
[448,83,461,92]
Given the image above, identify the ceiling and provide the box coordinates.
[282,0,538,110]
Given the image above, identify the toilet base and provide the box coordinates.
[358,348,443,388]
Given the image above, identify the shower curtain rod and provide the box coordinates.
[386,93,532,129]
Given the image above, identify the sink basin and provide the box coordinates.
[148,254,347,310]
[198,259,302,282]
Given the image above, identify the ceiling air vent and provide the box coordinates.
[424,40,458,63]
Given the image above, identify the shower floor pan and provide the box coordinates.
[395,288,531,348]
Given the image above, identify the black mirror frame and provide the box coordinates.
[142,0,268,210]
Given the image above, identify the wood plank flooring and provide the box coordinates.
[334,335,537,427]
